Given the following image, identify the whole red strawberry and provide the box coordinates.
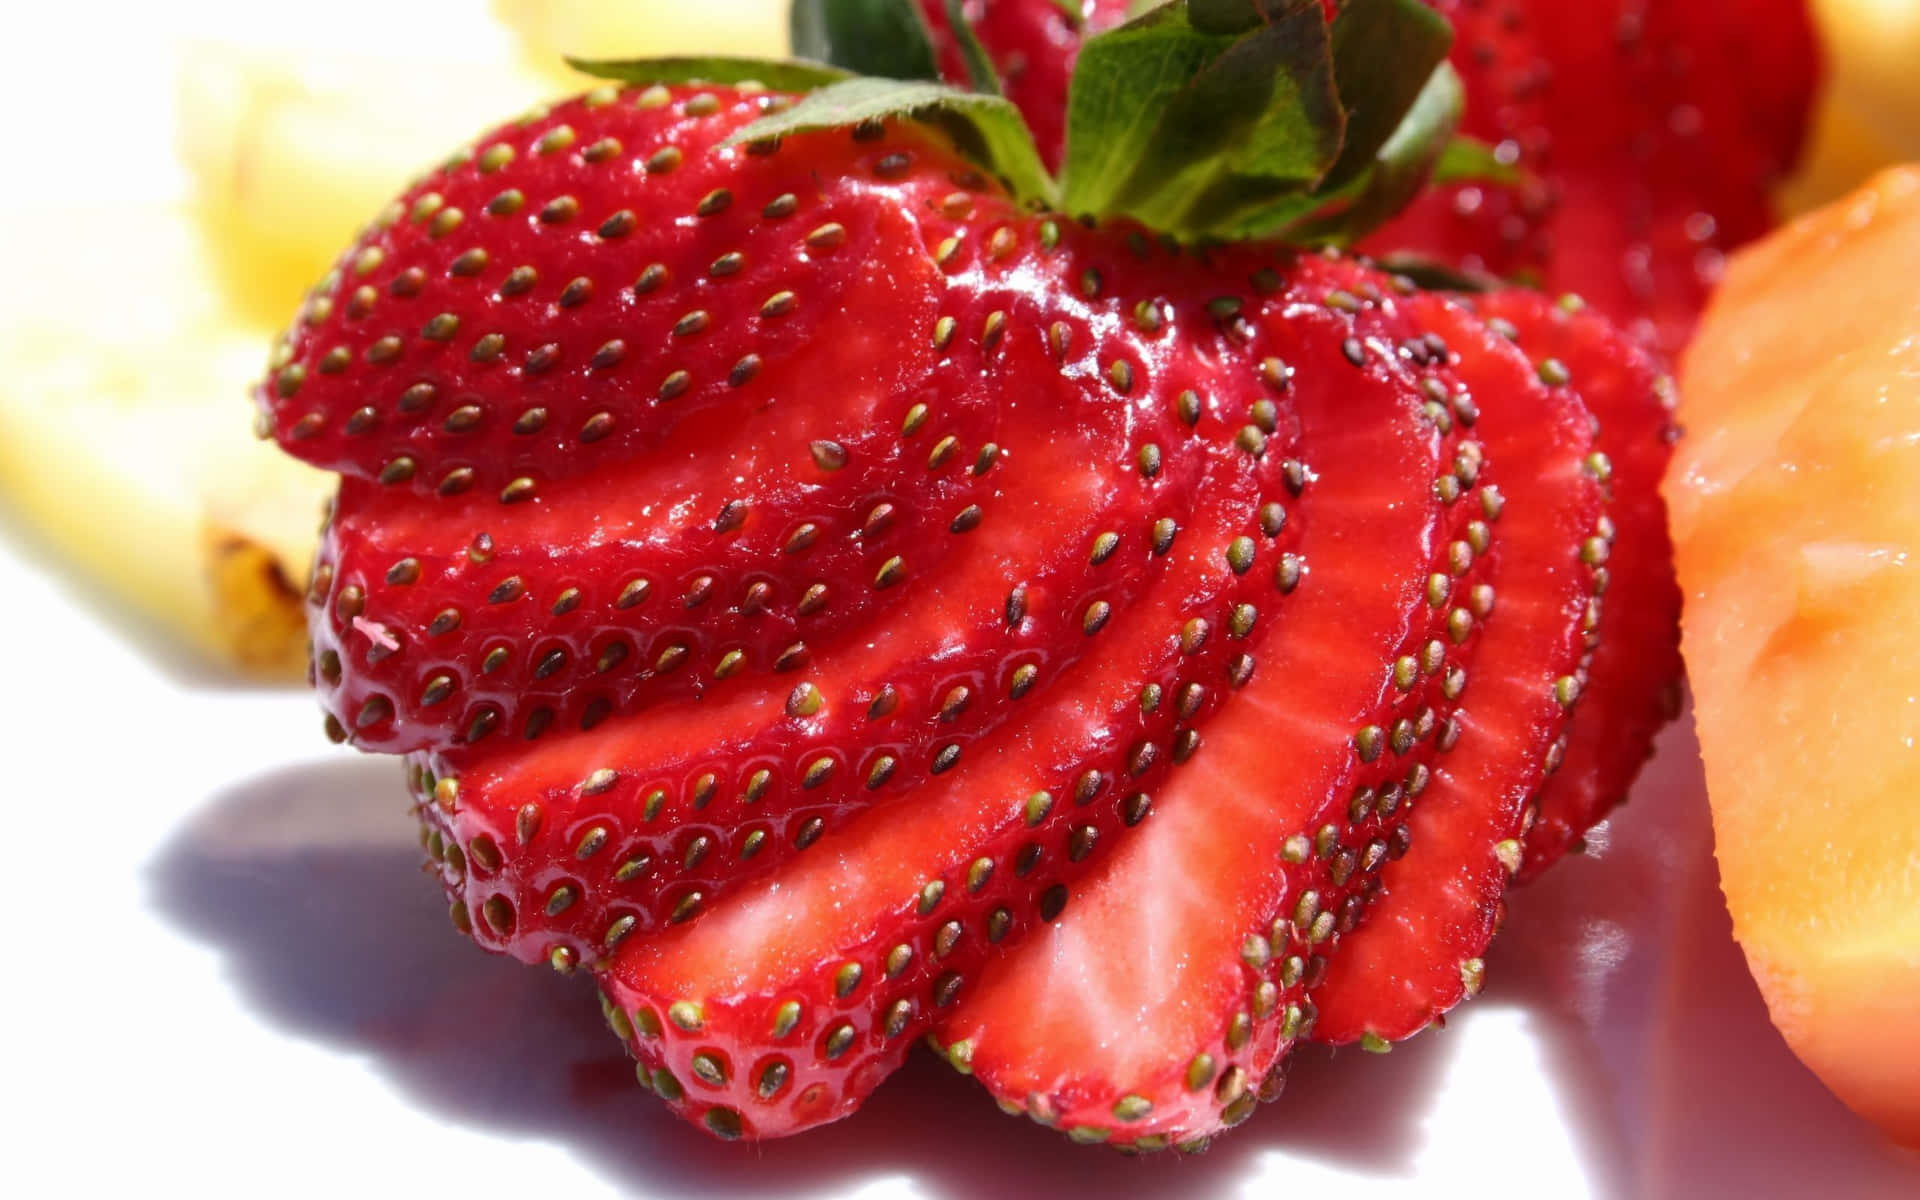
[260,0,1682,1149]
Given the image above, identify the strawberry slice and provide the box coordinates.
[409,276,1206,965]
[342,97,1218,963]
[283,90,1017,754]
[1308,288,1608,1045]
[263,89,949,493]
[1474,290,1682,877]
[586,218,1318,1137]
[930,254,1500,1148]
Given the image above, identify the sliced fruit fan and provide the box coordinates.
[250,0,1817,1150]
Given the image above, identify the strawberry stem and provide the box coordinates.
[578,1,1491,249]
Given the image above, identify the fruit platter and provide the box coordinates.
[2,0,1917,1195]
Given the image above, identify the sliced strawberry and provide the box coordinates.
[263,90,948,493]
[367,125,1222,964]
[1475,290,1682,877]
[1367,0,1820,357]
[1308,287,1607,1045]
[597,449,1290,1138]
[287,92,1029,754]
[930,254,1500,1149]
[589,220,1314,1138]
[249,24,1708,1150]
[409,293,1203,964]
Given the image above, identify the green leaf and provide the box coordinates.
[1063,2,1235,215]
[1432,136,1525,187]
[790,0,942,82]
[1062,1,1343,237]
[1186,0,1265,34]
[729,77,1058,207]
[944,0,1004,95]
[1320,0,1454,190]
[1267,62,1465,246]
[565,56,852,92]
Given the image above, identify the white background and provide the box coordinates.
[2,3,1919,1197]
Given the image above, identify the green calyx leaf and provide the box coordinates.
[1062,1,1344,234]
[1059,0,1462,245]
[1261,61,1464,246]
[1319,0,1453,192]
[1432,136,1527,188]
[565,55,1048,208]
[565,55,852,92]
[581,1,1476,253]
[791,0,941,82]
[731,77,1059,208]
[1186,0,1271,35]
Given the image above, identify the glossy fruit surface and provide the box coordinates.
[258,32,1684,1144]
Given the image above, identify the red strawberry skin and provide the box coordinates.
[1475,291,1683,877]
[264,78,1532,1147]
[913,0,1711,885]
[593,222,1339,1140]
[932,254,1518,1147]
[1366,0,1820,358]
[1308,288,1608,1045]
[601,243,1521,1143]
[1309,290,1679,1042]
[275,90,1015,760]
[275,86,1235,968]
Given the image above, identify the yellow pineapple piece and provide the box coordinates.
[1781,0,1920,213]
[177,44,561,329]
[0,205,331,675]
[493,0,790,87]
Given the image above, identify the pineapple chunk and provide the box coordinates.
[493,0,790,86]
[175,3,791,328]
[0,205,330,675]
[1781,0,1920,213]
[177,45,562,328]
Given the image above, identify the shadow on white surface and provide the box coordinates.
[1480,717,1920,1200]
[148,757,1464,1198]
[148,735,1920,1198]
